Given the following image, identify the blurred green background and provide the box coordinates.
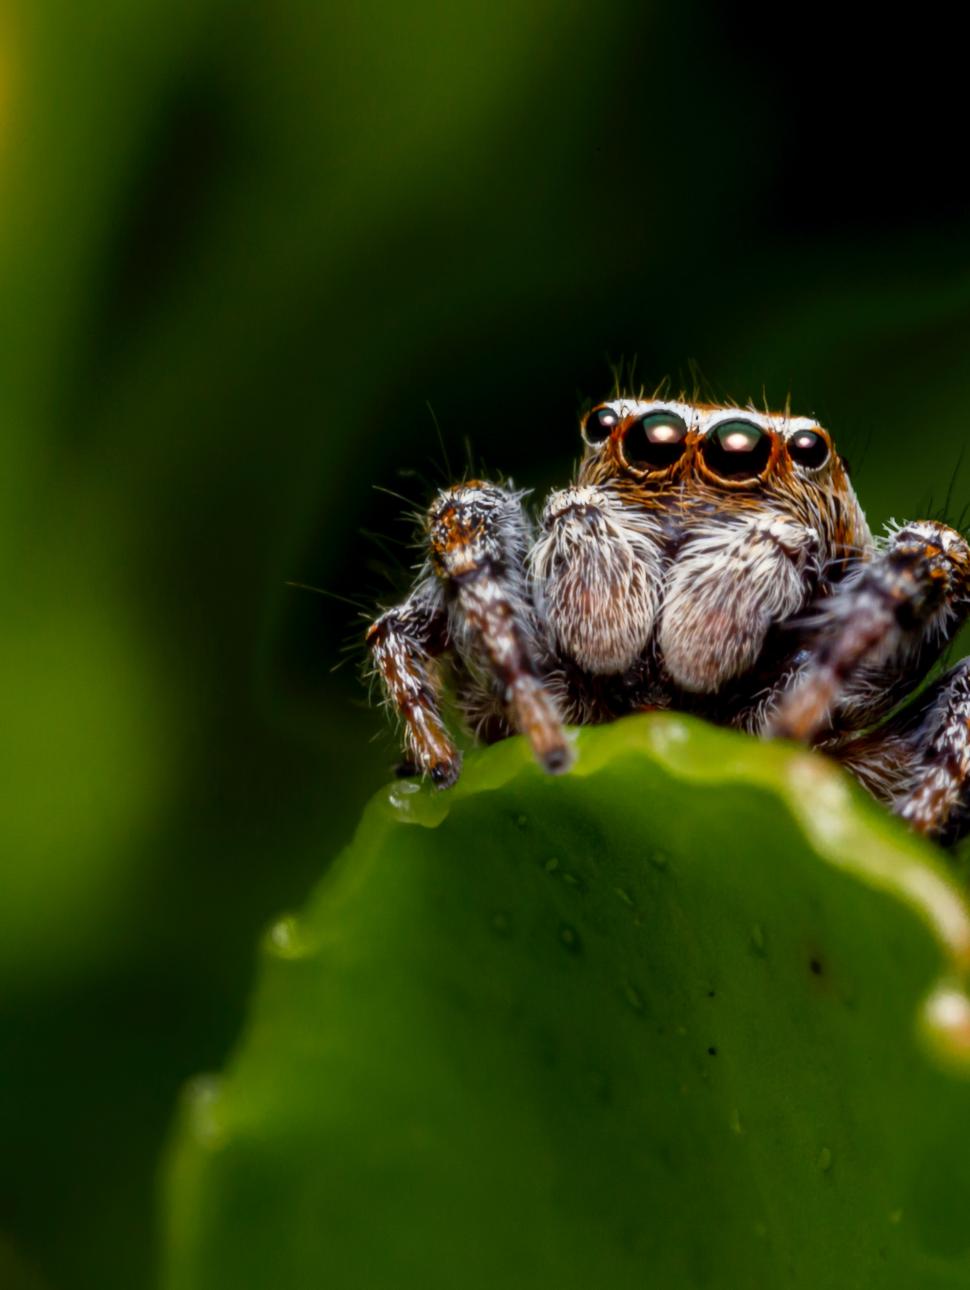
[1,2,969,1287]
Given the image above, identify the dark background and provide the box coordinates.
[2,3,969,1287]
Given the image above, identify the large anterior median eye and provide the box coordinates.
[621,411,689,470]
[701,419,771,479]
[788,429,829,469]
[583,406,620,445]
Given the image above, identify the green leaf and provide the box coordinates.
[162,715,970,1289]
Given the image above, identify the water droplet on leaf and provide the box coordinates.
[185,1075,227,1150]
[921,983,970,1070]
[559,923,581,954]
[265,915,310,960]
[387,780,422,818]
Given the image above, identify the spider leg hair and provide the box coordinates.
[769,520,970,742]
[830,658,970,843]
[365,578,460,787]
[428,481,572,775]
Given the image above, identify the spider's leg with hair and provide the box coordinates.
[428,481,572,774]
[366,579,461,787]
[769,520,970,742]
[828,658,970,843]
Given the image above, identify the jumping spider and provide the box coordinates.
[366,396,970,843]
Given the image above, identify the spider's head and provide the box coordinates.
[579,398,869,557]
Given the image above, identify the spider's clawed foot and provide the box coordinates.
[507,674,574,775]
[429,753,464,790]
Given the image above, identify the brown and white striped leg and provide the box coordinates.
[769,521,970,742]
[366,582,461,787]
[429,482,572,773]
[895,660,970,841]
[832,659,970,843]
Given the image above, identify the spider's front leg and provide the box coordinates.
[366,579,461,787]
[833,659,970,842]
[368,481,570,784]
[770,520,970,742]
[428,481,571,774]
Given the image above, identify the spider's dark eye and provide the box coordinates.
[701,419,771,479]
[788,429,829,469]
[583,406,620,445]
[622,411,689,470]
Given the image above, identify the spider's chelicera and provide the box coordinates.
[365,396,970,843]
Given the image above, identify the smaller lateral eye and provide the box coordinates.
[583,406,620,445]
[622,411,689,470]
[788,429,829,469]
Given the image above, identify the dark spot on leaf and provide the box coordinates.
[490,911,513,938]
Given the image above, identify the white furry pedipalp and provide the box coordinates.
[658,515,819,693]
[529,485,666,674]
